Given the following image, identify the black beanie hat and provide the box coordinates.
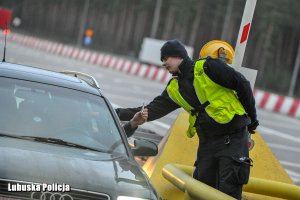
[160,39,188,61]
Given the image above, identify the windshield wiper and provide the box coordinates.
[0,132,108,153]
[25,136,109,153]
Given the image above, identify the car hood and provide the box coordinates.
[0,138,152,198]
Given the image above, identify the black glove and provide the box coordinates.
[248,120,259,134]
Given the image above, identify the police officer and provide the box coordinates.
[116,39,259,199]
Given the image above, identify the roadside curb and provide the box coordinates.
[4,33,300,119]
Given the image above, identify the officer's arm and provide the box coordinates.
[146,89,180,121]
[115,88,179,121]
[203,58,257,122]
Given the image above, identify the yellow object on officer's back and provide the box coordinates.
[199,40,235,64]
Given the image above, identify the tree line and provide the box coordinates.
[1,0,300,97]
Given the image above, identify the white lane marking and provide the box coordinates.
[151,121,170,129]
[279,161,300,183]
[259,120,300,131]
[268,143,300,153]
[288,175,300,183]
[280,161,300,169]
[285,169,300,179]
[293,177,300,183]
[258,126,300,143]
[257,107,300,123]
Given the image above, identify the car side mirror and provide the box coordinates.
[132,139,158,157]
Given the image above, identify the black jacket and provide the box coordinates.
[116,57,257,137]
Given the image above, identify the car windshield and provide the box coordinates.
[0,76,126,155]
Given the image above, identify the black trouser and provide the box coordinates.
[193,127,251,200]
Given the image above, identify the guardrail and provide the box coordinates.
[243,177,300,199]
[162,164,234,200]
[162,163,300,200]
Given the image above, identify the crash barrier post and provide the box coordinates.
[163,163,300,200]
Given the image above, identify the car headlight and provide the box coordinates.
[117,196,149,200]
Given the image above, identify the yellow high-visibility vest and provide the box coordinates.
[167,59,246,137]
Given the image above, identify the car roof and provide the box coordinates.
[0,62,102,96]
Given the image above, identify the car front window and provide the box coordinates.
[0,77,126,154]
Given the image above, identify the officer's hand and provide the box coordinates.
[248,119,259,134]
[129,108,148,128]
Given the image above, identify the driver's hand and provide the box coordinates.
[129,108,148,128]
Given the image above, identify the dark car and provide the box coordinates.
[0,62,160,200]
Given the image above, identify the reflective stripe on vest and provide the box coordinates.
[167,59,246,137]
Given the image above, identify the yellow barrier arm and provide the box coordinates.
[244,177,300,200]
[162,164,234,200]
[163,163,300,200]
